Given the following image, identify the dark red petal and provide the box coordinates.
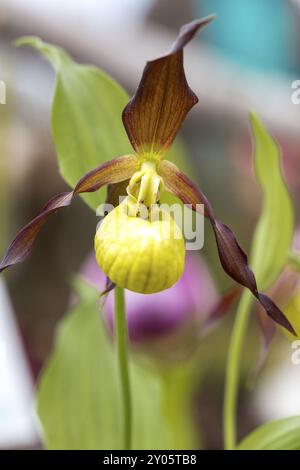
[160,159,296,335]
[122,15,215,155]
[0,155,137,272]
[212,221,257,291]
[159,159,209,214]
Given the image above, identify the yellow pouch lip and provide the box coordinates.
[95,204,185,294]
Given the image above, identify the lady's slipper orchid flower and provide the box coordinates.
[0,16,295,334]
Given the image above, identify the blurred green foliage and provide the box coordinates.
[37,280,197,449]
[16,37,131,211]
[237,416,300,450]
[249,112,294,290]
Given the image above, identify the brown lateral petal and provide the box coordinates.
[74,155,137,193]
[0,155,137,272]
[122,15,215,155]
[160,159,296,335]
[159,160,209,215]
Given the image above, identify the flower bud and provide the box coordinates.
[94,202,185,294]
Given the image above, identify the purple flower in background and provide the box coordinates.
[80,252,218,351]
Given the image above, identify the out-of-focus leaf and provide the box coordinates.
[237,416,300,450]
[16,37,132,211]
[37,281,195,449]
[249,112,294,291]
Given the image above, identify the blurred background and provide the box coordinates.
[0,0,300,450]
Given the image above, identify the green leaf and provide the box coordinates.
[237,416,300,450]
[249,112,294,291]
[37,281,195,449]
[15,37,132,211]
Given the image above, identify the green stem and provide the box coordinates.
[114,286,132,450]
[223,289,253,450]
[160,365,197,450]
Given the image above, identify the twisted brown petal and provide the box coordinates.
[160,159,296,335]
[0,155,137,272]
[122,15,215,155]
